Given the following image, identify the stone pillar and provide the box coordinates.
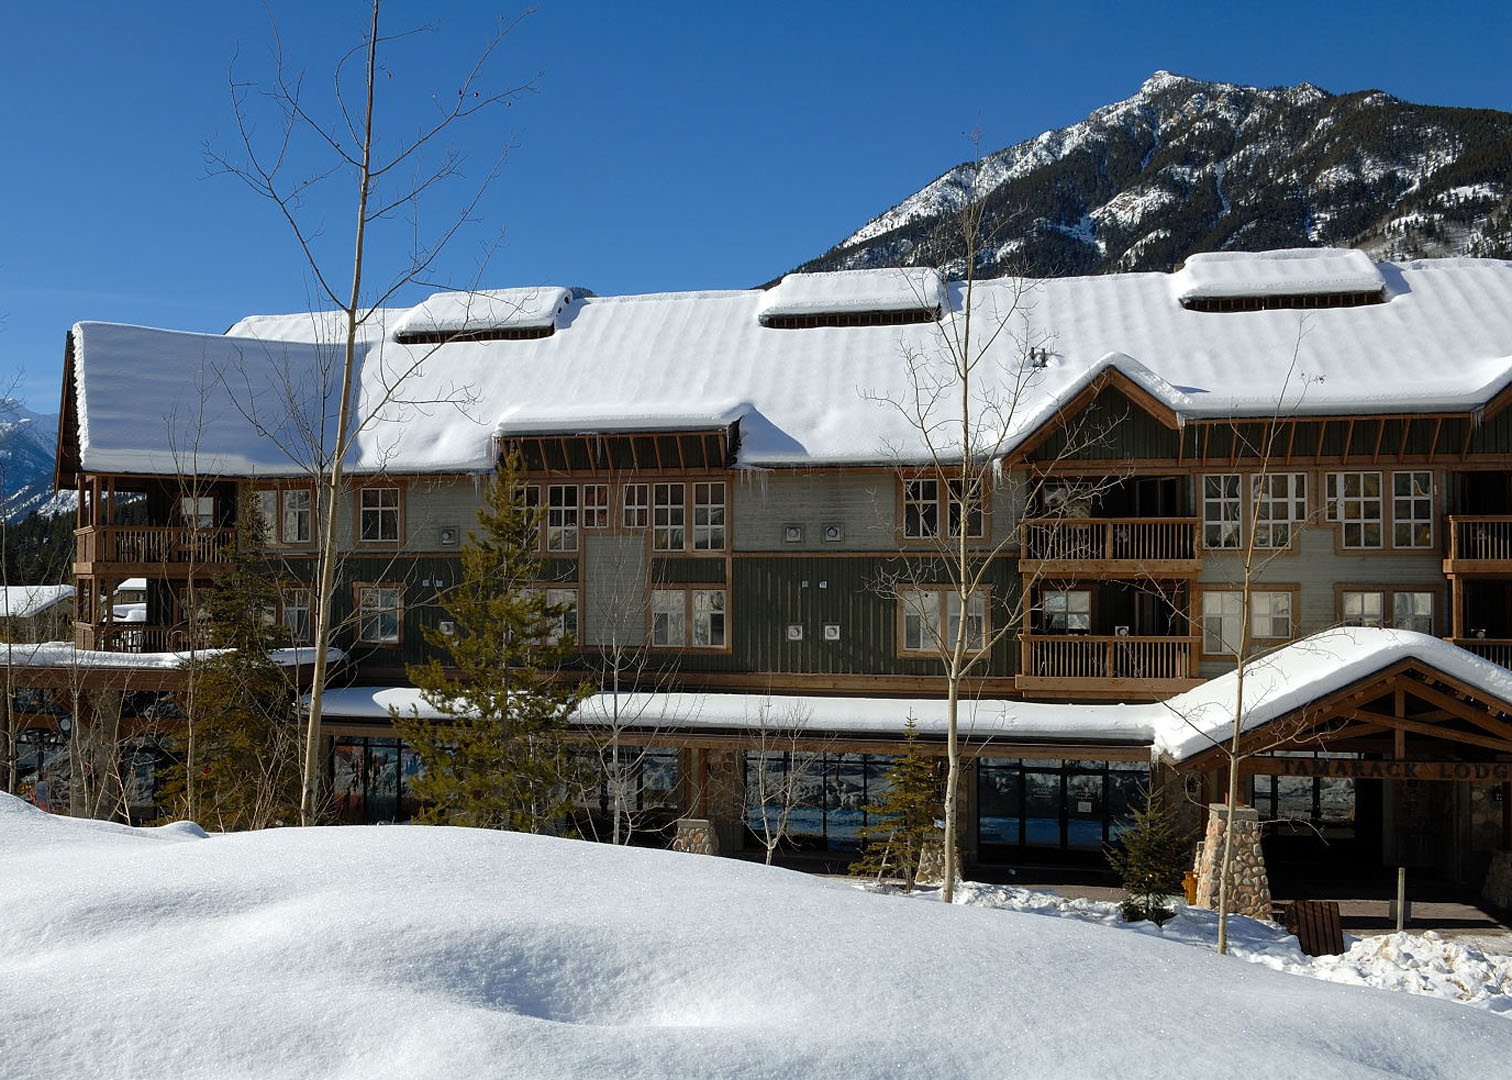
[1192,803,1272,920]
[670,818,720,856]
[699,749,745,854]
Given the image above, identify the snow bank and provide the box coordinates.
[4,795,1510,1078]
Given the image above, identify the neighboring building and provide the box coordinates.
[30,249,1512,891]
[0,585,74,644]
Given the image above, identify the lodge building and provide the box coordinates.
[15,248,1512,902]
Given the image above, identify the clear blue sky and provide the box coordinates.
[3,0,1511,409]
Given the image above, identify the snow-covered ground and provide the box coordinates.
[4,795,1510,1079]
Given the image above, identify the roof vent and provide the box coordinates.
[392,286,573,344]
[758,268,944,329]
[1171,249,1387,312]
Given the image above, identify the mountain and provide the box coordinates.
[797,71,1512,279]
[0,400,65,521]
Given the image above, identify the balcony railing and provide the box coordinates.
[76,624,208,654]
[74,526,234,567]
[1447,637,1512,670]
[1020,517,1199,570]
[1446,517,1512,569]
[1020,634,1197,683]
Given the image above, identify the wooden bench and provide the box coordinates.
[1284,900,1345,956]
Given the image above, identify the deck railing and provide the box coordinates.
[1021,634,1196,682]
[1021,517,1199,565]
[76,624,208,654]
[1446,517,1512,563]
[74,526,234,566]
[1447,637,1512,670]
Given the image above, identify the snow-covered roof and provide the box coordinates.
[67,253,1512,475]
[1,642,346,670]
[0,585,73,620]
[391,287,572,338]
[320,629,1512,767]
[1171,248,1386,301]
[757,267,944,319]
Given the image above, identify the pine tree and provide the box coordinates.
[392,449,589,831]
[1106,786,1191,925]
[850,718,941,892]
[160,494,302,830]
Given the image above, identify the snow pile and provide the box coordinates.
[5,795,1510,1079]
[945,882,1512,1016]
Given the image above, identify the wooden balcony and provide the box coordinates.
[1019,517,1200,577]
[74,526,234,576]
[76,623,211,654]
[1447,637,1512,670]
[1016,634,1203,697]
[1444,517,1512,574]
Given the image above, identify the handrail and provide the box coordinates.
[1020,633,1197,681]
[1020,517,1200,563]
[1446,517,1512,562]
[73,525,234,565]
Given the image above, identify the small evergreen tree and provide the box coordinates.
[160,495,302,830]
[850,718,941,892]
[1107,785,1191,925]
[393,450,589,831]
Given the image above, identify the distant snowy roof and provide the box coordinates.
[67,255,1512,474]
[1171,248,1386,301]
[0,585,73,620]
[391,287,572,338]
[758,268,944,319]
[320,629,1512,766]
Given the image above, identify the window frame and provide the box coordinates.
[1199,587,1298,658]
[901,474,987,543]
[357,485,403,546]
[898,586,991,656]
[1325,471,1384,550]
[279,586,314,645]
[543,586,580,645]
[648,586,729,652]
[1391,470,1434,550]
[354,582,403,645]
[692,482,727,551]
[546,484,580,553]
[1201,473,1242,551]
[652,483,688,553]
[1334,584,1439,636]
[622,483,650,529]
[1249,473,1307,550]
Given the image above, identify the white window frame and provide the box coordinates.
[1340,590,1384,628]
[582,484,610,529]
[1326,471,1383,549]
[280,587,313,645]
[544,587,579,644]
[652,483,687,552]
[254,489,278,543]
[1392,591,1434,634]
[901,588,988,653]
[649,587,726,650]
[1202,474,1242,550]
[356,584,401,644]
[1043,588,1092,634]
[1392,471,1434,549]
[281,488,312,545]
[1250,590,1293,641]
[1250,473,1307,549]
[359,487,401,544]
[546,484,580,553]
[693,482,727,551]
[1202,591,1244,655]
[903,478,940,539]
[622,483,649,529]
[903,476,985,540]
[180,495,215,529]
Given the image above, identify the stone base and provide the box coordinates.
[1192,803,1273,921]
[916,832,958,887]
[670,818,719,856]
[1483,850,1512,910]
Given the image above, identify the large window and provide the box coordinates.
[180,495,215,529]
[281,489,313,544]
[1326,471,1383,549]
[1393,591,1434,634]
[1042,589,1091,634]
[1340,590,1384,627]
[1338,588,1435,634]
[1251,473,1306,548]
[1202,474,1242,550]
[902,476,985,541]
[650,587,726,649]
[1202,589,1293,655]
[693,482,727,550]
[359,487,401,543]
[546,485,579,552]
[544,587,579,644]
[1392,471,1433,548]
[978,757,1148,852]
[746,751,904,852]
[355,584,401,644]
[281,587,313,645]
[622,483,649,529]
[901,589,987,653]
[582,484,610,529]
[652,483,686,552]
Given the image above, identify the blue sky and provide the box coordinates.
[3,0,1511,408]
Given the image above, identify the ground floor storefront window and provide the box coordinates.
[977,757,1147,858]
[332,737,424,824]
[745,751,901,852]
[571,746,682,842]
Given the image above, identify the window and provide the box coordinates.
[1340,591,1384,627]
[254,490,278,542]
[693,482,727,550]
[1202,474,1242,550]
[650,587,726,649]
[582,484,610,529]
[359,487,400,543]
[356,584,401,644]
[623,483,649,529]
[1251,473,1306,548]
[544,588,579,644]
[1202,590,1293,654]
[903,477,985,540]
[180,495,215,529]
[281,588,313,645]
[652,483,686,551]
[1392,591,1434,634]
[547,485,579,552]
[1326,472,1382,549]
[901,589,987,653]
[281,489,312,545]
[1392,471,1433,548]
[1043,589,1091,634]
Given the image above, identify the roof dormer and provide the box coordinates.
[392,286,573,344]
[1171,248,1387,312]
[757,267,944,329]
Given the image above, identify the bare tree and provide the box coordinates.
[745,698,831,866]
[207,2,537,823]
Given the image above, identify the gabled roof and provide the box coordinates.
[65,251,1512,476]
[0,585,73,620]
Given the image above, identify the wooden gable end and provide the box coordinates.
[1013,370,1182,466]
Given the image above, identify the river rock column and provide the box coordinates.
[1192,803,1273,920]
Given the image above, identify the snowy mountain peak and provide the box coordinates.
[798,74,1512,280]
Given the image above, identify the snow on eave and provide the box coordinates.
[493,403,750,438]
[391,287,573,338]
[758,268,945,320]
[1171,248,1387,301]
[1154,628,1512,764]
